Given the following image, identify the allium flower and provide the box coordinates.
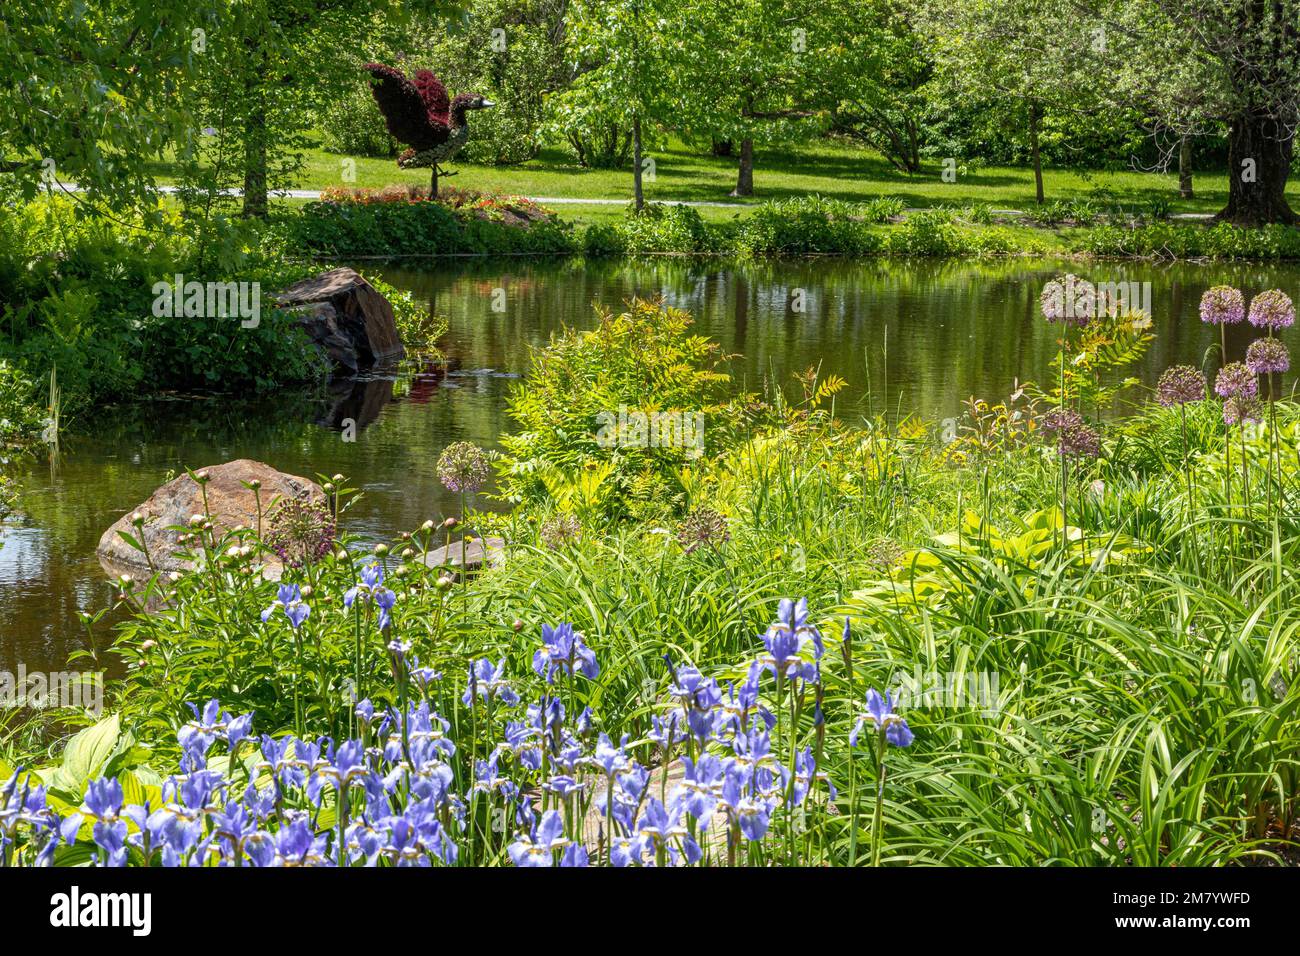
[1040,274,1095,326]
[1247,289,1295,330]
[436,441,490,494]
[1040,408,1101,459]
[532,622,599,683]
[261,583,310,629]
[1214,362,1258,399]
[1200,285,1246,326]
[850,689,914,748]
[1156,365,1206,407]
[675,507,730,554]
[1246,337,1290,375]
[1223,394,1263,427]
[539,512,581,550]
[263,498,335,569]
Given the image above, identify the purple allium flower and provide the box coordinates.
[1040,408,1101,459]
[675,507,730,554]
[1040,274,1095,326]
[436,441,491,494]
[1246,337,1290,375]
[1247,289,1295,330]
[1214,362,1258,399]
[538,512,581,550]
[850,689,914,748]
[1200,285,1246,326]
[261,583,310,629]
[1156,365,1206,407]
[1223,394,1263,427]
[263,498,335,568]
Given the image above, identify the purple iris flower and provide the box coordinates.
[671,754,726,823]
[672,666,723,740]
[649,712,687,749]
[720,770,775,842]
[850,689,914,748]
[636,797,702,865]
[261,583,310,630]
[532,622,600,683]
[462,658,520,707]
[590,733,631,776]
[508,809,569,867]
[344,562,397,625]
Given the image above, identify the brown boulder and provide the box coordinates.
[276,267,405,373]
[97,460,326,577]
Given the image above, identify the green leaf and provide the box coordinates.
[52,713,121,796]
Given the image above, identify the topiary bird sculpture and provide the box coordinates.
[363,63,493,198]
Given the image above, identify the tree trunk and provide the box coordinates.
[1178,135,1193,200]
[1028,102,1044,205]
[632,114,644,213]
[1219,110,1297,225]
[430,165,439,199]
[730,138,754,197]
[242,106,268,218]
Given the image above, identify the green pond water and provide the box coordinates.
[3,256,1298,682]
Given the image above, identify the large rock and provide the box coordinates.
[422,536,506,573]
[276,267,405,374]
[97,460,326,577]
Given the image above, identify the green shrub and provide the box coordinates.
[886,209,970,256]
[497,298,748,521]
[1079,222,1300,260]
[0,359,43,449]
[286,196,577,257]
[583,203,719,256]
[734,196,896,256]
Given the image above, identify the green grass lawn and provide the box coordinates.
[145,134,1298,228]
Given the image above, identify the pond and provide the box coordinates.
[3,256,1297,681]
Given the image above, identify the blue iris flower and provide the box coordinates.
[261,583,310,630]
[508,809,569,867]
[532,622,600,683]
[850,689,914,748]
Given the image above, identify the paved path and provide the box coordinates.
[54,181,1216,219]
